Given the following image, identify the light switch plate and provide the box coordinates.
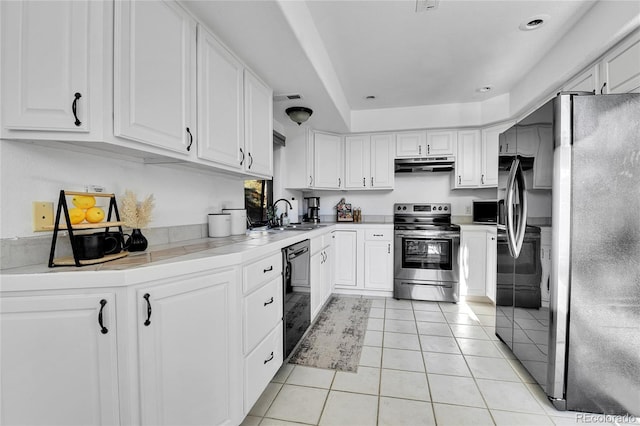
[33,201,54,232]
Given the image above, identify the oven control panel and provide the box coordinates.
[394,203,450,214]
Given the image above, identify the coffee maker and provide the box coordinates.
[303,197,320,223]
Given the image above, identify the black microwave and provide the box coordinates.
[472,200,499,224]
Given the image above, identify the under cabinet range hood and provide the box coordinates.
[394,156,455,173]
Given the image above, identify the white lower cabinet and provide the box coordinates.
[0,292,120,426]
[460,226,497,300]
[311,234,333,320]
[137,269,241,426]
[244,323,283,413]
[334,226,394,296]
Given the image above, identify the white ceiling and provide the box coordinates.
[182,0,597,132]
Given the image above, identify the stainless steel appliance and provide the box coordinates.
[496,93,640,416]
[303,197,320,223]
[282,239,311,358]
[394,156,455,173]
[472,199,499,224]
[394,203,460,302]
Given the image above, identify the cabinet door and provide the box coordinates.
[1,1,102,134]
[370,134,395,189]
[364,240,393,291]
[426,130,456,156]
[533,125,553,189]
[1,293,119,425]
[197,27,244,169]
[244,70,273,177]
[313,132,343,189]
[516,126,539,157]
[481,123,510,187]
[600,31,640,94]
[460,230,487,297]
[345,135,370,189]
[454,130,480,188]
[563,64,599,94]
[310,251,323,320]
[485,231,497,303]
[395,131,426,157]
[333,230,358,287]
[114,0,196,154]
[138,270,240,426]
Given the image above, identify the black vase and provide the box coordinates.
[126,228,148,252]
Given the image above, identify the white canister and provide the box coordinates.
[208,213,231,237]
[222,209,247,235]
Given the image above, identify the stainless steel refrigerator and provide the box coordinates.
[496,93,640,416]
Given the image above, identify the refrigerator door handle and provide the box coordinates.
[505,158,519,257]
[514,160,528,256]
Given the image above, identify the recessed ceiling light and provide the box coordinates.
[365,95,376,100]
[477,86,493,93]
[519,14,550,31]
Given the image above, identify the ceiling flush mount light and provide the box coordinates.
[286,107,313,125]
[416,0,439,12]
[519,14,550,31]
[477,86,493,93]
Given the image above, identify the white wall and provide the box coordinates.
[0,141,244,238]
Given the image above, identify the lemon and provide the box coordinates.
[68,208,86,225]
[72,195,96,209]
[85,207,105,223]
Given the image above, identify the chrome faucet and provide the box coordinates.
[271,199,293,227]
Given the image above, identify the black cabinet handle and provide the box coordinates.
[600,82,607,94]
[98,299,108,334]
[186,128,193,151]
[143,293,152,326]
[240,148,245,165]
[72,92,82,126]
[363,177,366,187]
[264,351,274,364]
[263,265,273,273]
[264,297,274,306]
[371,177,373,187]
[427,144,430,154]
[248,152,253,169]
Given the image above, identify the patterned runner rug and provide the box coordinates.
[288,295,372,372]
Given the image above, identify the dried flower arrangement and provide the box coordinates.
[120,190,155,229]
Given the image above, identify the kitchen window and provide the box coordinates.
[244,179,273,226]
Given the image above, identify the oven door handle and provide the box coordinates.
[505,158,519,258]
[395,232,460,239]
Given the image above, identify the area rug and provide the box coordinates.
[288,296,372,372]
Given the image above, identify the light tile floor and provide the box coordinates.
[242,298,638,426]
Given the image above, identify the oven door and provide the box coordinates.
[394,230,460,283]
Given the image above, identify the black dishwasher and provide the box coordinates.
[282,239,311,359]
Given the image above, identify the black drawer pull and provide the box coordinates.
[143,293,152,326]
[263,265,273,273]
[264,351,274,364]
[373,234,383,237]
[98,299,108,334]
[264,297,274,306]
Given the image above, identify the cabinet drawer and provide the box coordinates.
[245,323,283,411]
[243,252,282,294]
[244,276,283,354]
[365,229,391,241]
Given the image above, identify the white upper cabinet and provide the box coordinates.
[533,125,553,189]
[426,130,456,156]
[600,30,640,94]
[480,123,507,187]
[1,0,106,138]
[395,131,426,157]
[197,26,244,170]
[312,131,343,189]
[563,64,599,94]
[243,70,274,178]
[345,133,394,190]
[453,130,481,188]
[114,0,197,155]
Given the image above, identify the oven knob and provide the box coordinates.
[444,206,448,211]
[438,206,443,210]
[402,206,407,210]
[397,206,401,211]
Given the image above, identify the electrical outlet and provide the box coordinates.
[33,202,54,232]
[465,205,472,215]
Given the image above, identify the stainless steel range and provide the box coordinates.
[394,203,460,303]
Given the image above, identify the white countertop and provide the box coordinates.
[0,222,393,293]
